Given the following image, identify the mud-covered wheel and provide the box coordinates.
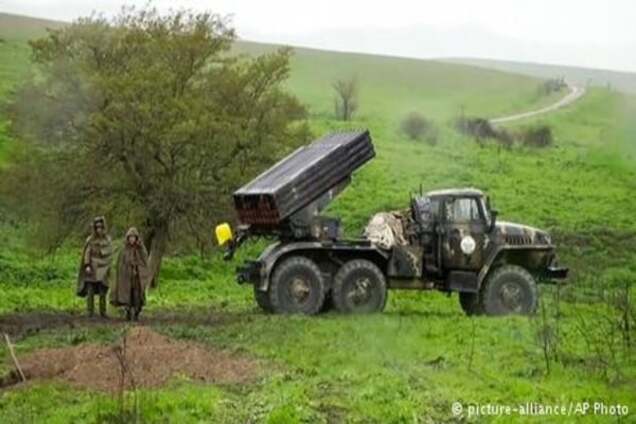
[480,265,538,316]
[458,292,482,316]
[333,259,387,313]
[269,256,326,315]
[254,285,273,313]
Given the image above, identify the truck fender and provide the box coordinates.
[256,241,389,291]
[477,245,553,287]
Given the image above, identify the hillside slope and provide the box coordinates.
[446,57,636,94]
[234,40,561,122]
[0,12,562,122]
[0,12,65,40]
[0,12,563,166]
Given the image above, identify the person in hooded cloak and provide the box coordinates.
[111,227,151,321]
[77,216,113,318]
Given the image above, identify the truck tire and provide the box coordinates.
[480,265,538,316]
[254,285,273,313]
[458,292,482,316]
[333,259,387,313]
[319,291,334,313]
[269,256,326,315]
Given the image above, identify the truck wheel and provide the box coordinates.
[480,265,538,316]
[333,259,387,313]
[269,256,326,315]
[319,291,334,313]
[254,285,273,313]
[458,292,482,316]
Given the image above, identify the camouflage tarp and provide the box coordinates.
[364,211,407,249]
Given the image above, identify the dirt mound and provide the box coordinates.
[2,327,259,392]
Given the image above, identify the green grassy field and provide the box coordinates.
[0,13,635,424]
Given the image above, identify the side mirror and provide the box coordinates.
[489,209,499,232]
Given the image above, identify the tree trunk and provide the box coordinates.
[147,224,169,288]
[143,219,156,252]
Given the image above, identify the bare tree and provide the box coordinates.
[113,330,138,420]
[333,76,359,121]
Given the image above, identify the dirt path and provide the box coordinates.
[489,81,586,124]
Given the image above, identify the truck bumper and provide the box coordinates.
[543,265,569,281]
[236,260,262,285]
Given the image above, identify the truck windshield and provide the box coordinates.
[481,197,491,225]
[445,197,481,222]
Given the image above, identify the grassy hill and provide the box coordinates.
[446,57,636,94]
[0,12,65,39]
[0,12,634,423]
[0,13,562,166]
[0,13,65,163]
[234,41,565,123]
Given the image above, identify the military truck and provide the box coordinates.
[215,130,567,316]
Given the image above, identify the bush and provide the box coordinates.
[520,125,553,148]
[400,112,439,145]
[455,116,497,139]
[454,116,512,148]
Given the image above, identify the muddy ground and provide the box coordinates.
[0,308,250,339]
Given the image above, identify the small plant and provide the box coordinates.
[605,268,635,353]
[533,298,556,375]
[400,112,438,145]
[113,328,141,423]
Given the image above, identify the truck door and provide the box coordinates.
[441,196,487,270]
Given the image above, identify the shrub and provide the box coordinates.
[520,125,553,148]
[454,116,512,148]
[400,112,439,145]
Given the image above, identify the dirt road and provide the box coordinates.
[489,81,585,124]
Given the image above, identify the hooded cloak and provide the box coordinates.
[110,227,151,307]
[76,217,113,297]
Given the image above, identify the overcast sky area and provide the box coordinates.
[1,0,635,72]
